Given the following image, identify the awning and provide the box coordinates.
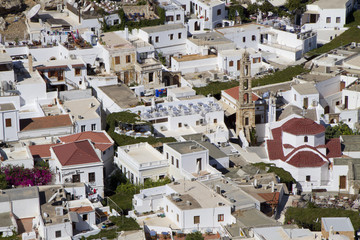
[71,64,86,68]
[35,65,68,70]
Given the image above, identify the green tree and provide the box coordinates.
[247,3,259,15]
[186,231,204,240]
[325,122,355,140]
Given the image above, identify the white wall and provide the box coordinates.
[0,110,19,142]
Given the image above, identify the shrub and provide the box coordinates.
[1,166,52,187]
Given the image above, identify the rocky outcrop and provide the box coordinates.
[0,0,25,15]
[40,0,63,10]
[0,17,6,31]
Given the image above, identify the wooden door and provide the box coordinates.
[303,97,308,109]
[340,176,346,189]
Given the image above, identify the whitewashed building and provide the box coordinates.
[133,180,236,232]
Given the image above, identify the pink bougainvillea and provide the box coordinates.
[1,166,52,187]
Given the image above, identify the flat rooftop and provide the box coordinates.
[168,179,231,209]
[311,0,348,9]
[296,73,333,83]
[292,82,318,95]
[99,84,139,109]
[188,32,234,46]
[141,23,185,33]
[166,141,207,154]
[101,32,134,50]
[121,143,163,164]
[216,23,269,35]
[173,54,217,62]
[20,114,72,132]
[0,51,12,63]
[62,97,100,121]
[341,135,360,152]
[0,187,39,203]
[0,103,16,111]
[0,212,13,228]
[344,54,360,69]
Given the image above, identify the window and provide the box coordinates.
[149,36,152,43]
[177,214,179,222]
[243,37,246,42]
[166,205,168,212]
[115,56,120,65]
[194,216,200,224]
[178,32,182,39]
[178,122,182,128]
[306,175,311,182]
[218,214,224,222]
[5,118,11,127]
[72,174,80,183]
[126,55,131,63]
[294,94,297,101]
[214,119,217,123]
[229,61,233,67]
[83,214,88,221]
[55,231,61,238]
[176,159,179,168]
[91,124,96,131]
[75,68,81,76]
[245,117,249,126]
[166,153,169,159]
[155,36,159,42]
[196,120,200,125]
[171,156,174,165]
[169,34,174,40]
[309,42,312,48]
[304,136,308,142]
[336,17,340,23]
[176,14,181,20]
[252,35,256,41]
[114,19,119,25]
[326,17,331,23]
[149,72,154,82]
[81,125,86,132]
[217,9,221,15]
[89,172,95,182]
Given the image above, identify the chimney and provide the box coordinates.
[28,53,33,73]
[125,26,129,41]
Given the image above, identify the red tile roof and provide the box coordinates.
[258,192,280,205]
[52,140,101,166]
[283,144,294,149]
[20,115,72,131]
[281,118,325,136]
[59,131,113,151]
[69,206,93,213]
[29,143,61,159]
[223,86,260,102]
[326,138,342,158]
[285,150,327,167]
[266,128,284,160]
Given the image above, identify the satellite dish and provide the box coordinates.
[26,4,41,19]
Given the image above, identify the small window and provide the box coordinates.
[177,214,179,222]
[306,175,311,182]
[126,55,131,63]
[55,230,61,238]
[196,120,200,125]
[166,153,169,159]
[83,214,88,221]
[176,159,179,168]
[166,205,168,212]
[72,174,80,183]
[176,14,181,20]
[178,122,182,128]
[336,17,340,23]
[178,32,182,39]
[309,42,312,48]
[149,72,154,82]
[243,37,246,42]
[217,9,221,15]
[194,216,200,224]
[89,172,95,182]
[155,36,159,42]
[252,35,256,41]
[75,68,81,76]
[229,61,233,67]
[294,94,297,101]
[114,19,119,25]
[304,136,308,143]
[169,34,174,40]
[171,156,174,165]
[149,36,152,43]
[81,125,86,132]
[214,119,217,124]
[5,118,11,127]
[218,214,224,222]
[115,56,120,65]
[326,17,331,23]
[91,124,96,131]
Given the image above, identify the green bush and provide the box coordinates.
[325,122,357,140]
[252,162,296,185]
[109,216,141,231]
[85,229,118,240]
[186,231,204,240]
[285,207,360,231]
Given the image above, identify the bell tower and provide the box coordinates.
[236,51,256,143]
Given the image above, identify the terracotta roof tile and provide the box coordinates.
[285,150,327,167]
[59,131,113,151]
[29,143,61,159]
[258,192,280,205]
[223,86,259,102]
[20,115,72,131]
[266,127,284,160]
[52,140,101,166]
[326,138,342,158]
[69,206,93,213]
[281,118,325,136]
